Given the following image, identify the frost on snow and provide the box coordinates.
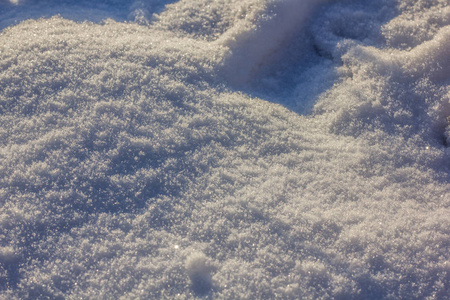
[0,0,449,299]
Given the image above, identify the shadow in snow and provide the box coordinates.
[0,0,178,30]
[220,0,398,115]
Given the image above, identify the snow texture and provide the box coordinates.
[0,0,449,299]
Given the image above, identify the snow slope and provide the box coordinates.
[0,0,449,299]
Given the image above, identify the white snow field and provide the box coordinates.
[0,0,449,299]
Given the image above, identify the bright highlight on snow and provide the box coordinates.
[0,0,449,299]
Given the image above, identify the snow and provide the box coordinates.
[0,0,449,299]
[185,252,214,295]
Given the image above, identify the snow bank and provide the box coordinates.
[0,0,449,299]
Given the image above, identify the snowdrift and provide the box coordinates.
[0,0,449,299]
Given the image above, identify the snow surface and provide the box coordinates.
[0,0,449,299]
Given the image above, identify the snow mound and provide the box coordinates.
[185,252,214,295]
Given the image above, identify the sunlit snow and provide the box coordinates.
[0,0,449,299]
